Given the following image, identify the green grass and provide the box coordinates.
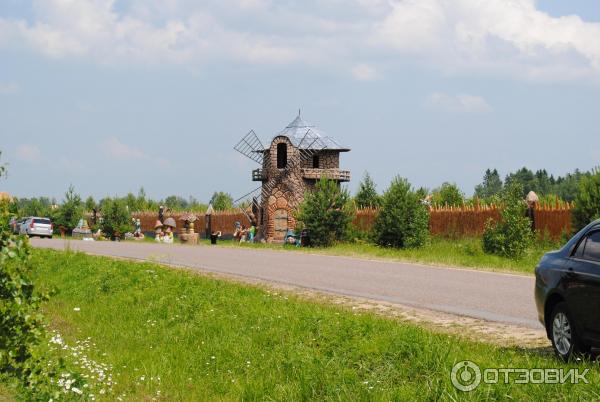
[27,249,600,401]
[210,237,555,275]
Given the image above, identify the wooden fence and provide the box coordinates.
[133,210,250,236]
[351,203,573,240]
[133,202,573,240]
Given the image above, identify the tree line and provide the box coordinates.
[354,167,593,209]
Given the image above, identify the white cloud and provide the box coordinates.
[0,0,599,81]
[426,92,492,113]
[373,0,600,81]
[16,144,42,163]
[351,64,377,81]
[101,136,170,167]
[0,82,19,94]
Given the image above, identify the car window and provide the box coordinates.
[583,231,600,262]
[33,218,51,225]
[573,237,587,258]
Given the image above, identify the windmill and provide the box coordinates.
[233,113,350,240]
[233,129,328,223]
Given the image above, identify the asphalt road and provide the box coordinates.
[31,238,541,329]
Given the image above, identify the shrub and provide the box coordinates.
[100,198,132,239]
[573,168,600,230]
[482,182,533,259]
[53,185,83,233]
[373,177,429,248]
[355,172,381,208]
[297,178,353,247]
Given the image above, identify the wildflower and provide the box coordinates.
[73,307,81,312]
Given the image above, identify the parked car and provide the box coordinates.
[11,217,26,234]
[19,217,53,238]
[535,218,600,360]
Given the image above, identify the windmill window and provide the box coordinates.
[312,154,320,168]
[277,143,287,169]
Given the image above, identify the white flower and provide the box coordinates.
[71,387,83,395]
[73,307,81,312]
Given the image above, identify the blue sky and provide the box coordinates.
[1,0,599,203]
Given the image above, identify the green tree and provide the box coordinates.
[100,198,132,239]
[210,192,234,211]
[474,168,503,199]
[431,182,464,206]
[54,185,83,233]
[505,167,536,197]
[84,196,96,212]
[373,177,429,248]
[355,172,380,208]
[573,168,600,230]
[554,169,589,202]
[164,195,189,211]
[297,178,353,247]
[482,182,533,259]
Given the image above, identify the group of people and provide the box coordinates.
[233,221,256,243]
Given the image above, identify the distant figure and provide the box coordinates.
[248,224,256,243]
[158,205,165,224]
[526,191,539,232]
[163,226,174,244]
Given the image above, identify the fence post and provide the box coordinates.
[205,204,214,239]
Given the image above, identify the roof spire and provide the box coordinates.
[298,108,301,117]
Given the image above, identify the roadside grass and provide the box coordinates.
[27,249,599,401]
[210,237,555,275]
[0,380,15,402]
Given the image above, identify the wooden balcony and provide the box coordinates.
[302,168,350,182]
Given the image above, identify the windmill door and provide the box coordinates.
[273,209,288,240]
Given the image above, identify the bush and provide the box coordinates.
[482,182,533,259]
[53,185,83,234]
[0,200,45,380]
[373,177,429,248]
[573,168,600,230]
[100,198,132,239]
[297,178,353,247]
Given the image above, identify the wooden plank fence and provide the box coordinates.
[351,203,573,240]
[133,210,250,236]
[133,202,573,240]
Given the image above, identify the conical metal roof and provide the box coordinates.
[276,114,349,151]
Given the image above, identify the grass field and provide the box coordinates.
[212,237,556,275]
[15,248,598,401]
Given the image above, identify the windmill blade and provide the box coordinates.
[234,130,265,165]
[234,185,262,205]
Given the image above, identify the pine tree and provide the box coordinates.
[297,178,353,247]
[474,169,503,200]
[355,172,380,208]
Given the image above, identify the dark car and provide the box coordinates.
[535,218,600,360]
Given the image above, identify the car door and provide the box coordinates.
[566,230,600,341]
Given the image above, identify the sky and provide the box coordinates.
[1,0,599,204]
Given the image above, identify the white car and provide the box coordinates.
[20,217,53,238]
